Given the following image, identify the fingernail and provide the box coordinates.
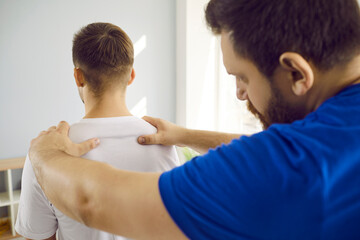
[94,138,100,146]
[139,137,145,144]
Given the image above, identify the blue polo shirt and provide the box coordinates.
[159,84,360,239]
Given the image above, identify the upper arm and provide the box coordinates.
[16,155,58,239]
[26,233,56,240]
[80,168,187,240]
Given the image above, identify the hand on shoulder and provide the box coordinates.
[29,121,100,168]
[138,116,187,147]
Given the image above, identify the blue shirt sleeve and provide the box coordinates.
[159,130,322,240]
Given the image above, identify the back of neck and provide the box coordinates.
[83,90,132,119]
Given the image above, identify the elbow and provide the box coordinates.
[75,188,96,227]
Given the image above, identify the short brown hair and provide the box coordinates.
[205,0,360,79]
[72,22,134,97]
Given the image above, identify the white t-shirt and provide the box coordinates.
[15,116,180,240]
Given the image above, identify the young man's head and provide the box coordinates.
[205,0,360,129]
[72,22,134,101]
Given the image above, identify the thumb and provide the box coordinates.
[137,134,159,145]
[142,116,159,128]
[69,138,100,156]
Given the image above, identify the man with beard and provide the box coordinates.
[27,0,360,239]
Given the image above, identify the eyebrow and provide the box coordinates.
[227,71,249,83]
[229,73,249,83]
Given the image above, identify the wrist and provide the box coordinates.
[176,127,192,147]
[29,148,65,171]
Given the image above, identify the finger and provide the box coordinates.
[69,138,100,156]
[38,130,47,137]
[137,134,159,145]
[47,126,56,131]
[30,137,37,146]
[57,121,70,135]
[142,116,159,128]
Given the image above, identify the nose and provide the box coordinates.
[236,80,248,101]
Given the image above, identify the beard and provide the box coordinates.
[246,85,306,130]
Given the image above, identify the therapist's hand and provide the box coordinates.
[29,121,100,165]
[138,116,242,154]
[137,116,187,147]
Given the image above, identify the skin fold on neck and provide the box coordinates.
[306,54,360,112]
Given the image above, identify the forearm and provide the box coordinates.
[180,129,241,154]
[139,117,242,154]
[31,150,96,224]
[31,150,185,239]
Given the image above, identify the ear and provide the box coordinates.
[127,68,136,86]
[74,68,85,87]
[279,52,314,96]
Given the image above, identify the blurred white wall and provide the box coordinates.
[0,0,176,160]
[0,0,176,201]
[176,0,217,129]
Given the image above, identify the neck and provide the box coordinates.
[83,88,132,119]
[309,55,360,111]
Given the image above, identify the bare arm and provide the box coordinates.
[177,129,242,154]
[137,116,241,154]
[29,122,187,240]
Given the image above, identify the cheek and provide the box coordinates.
[247,86,271,114]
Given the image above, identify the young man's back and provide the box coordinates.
[17,116,178,240]
[15,22,179,239]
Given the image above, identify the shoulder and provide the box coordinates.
[170,124,317,191]
[69,117,158,138]
[159,125,322,238]
[129,117,158,135]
